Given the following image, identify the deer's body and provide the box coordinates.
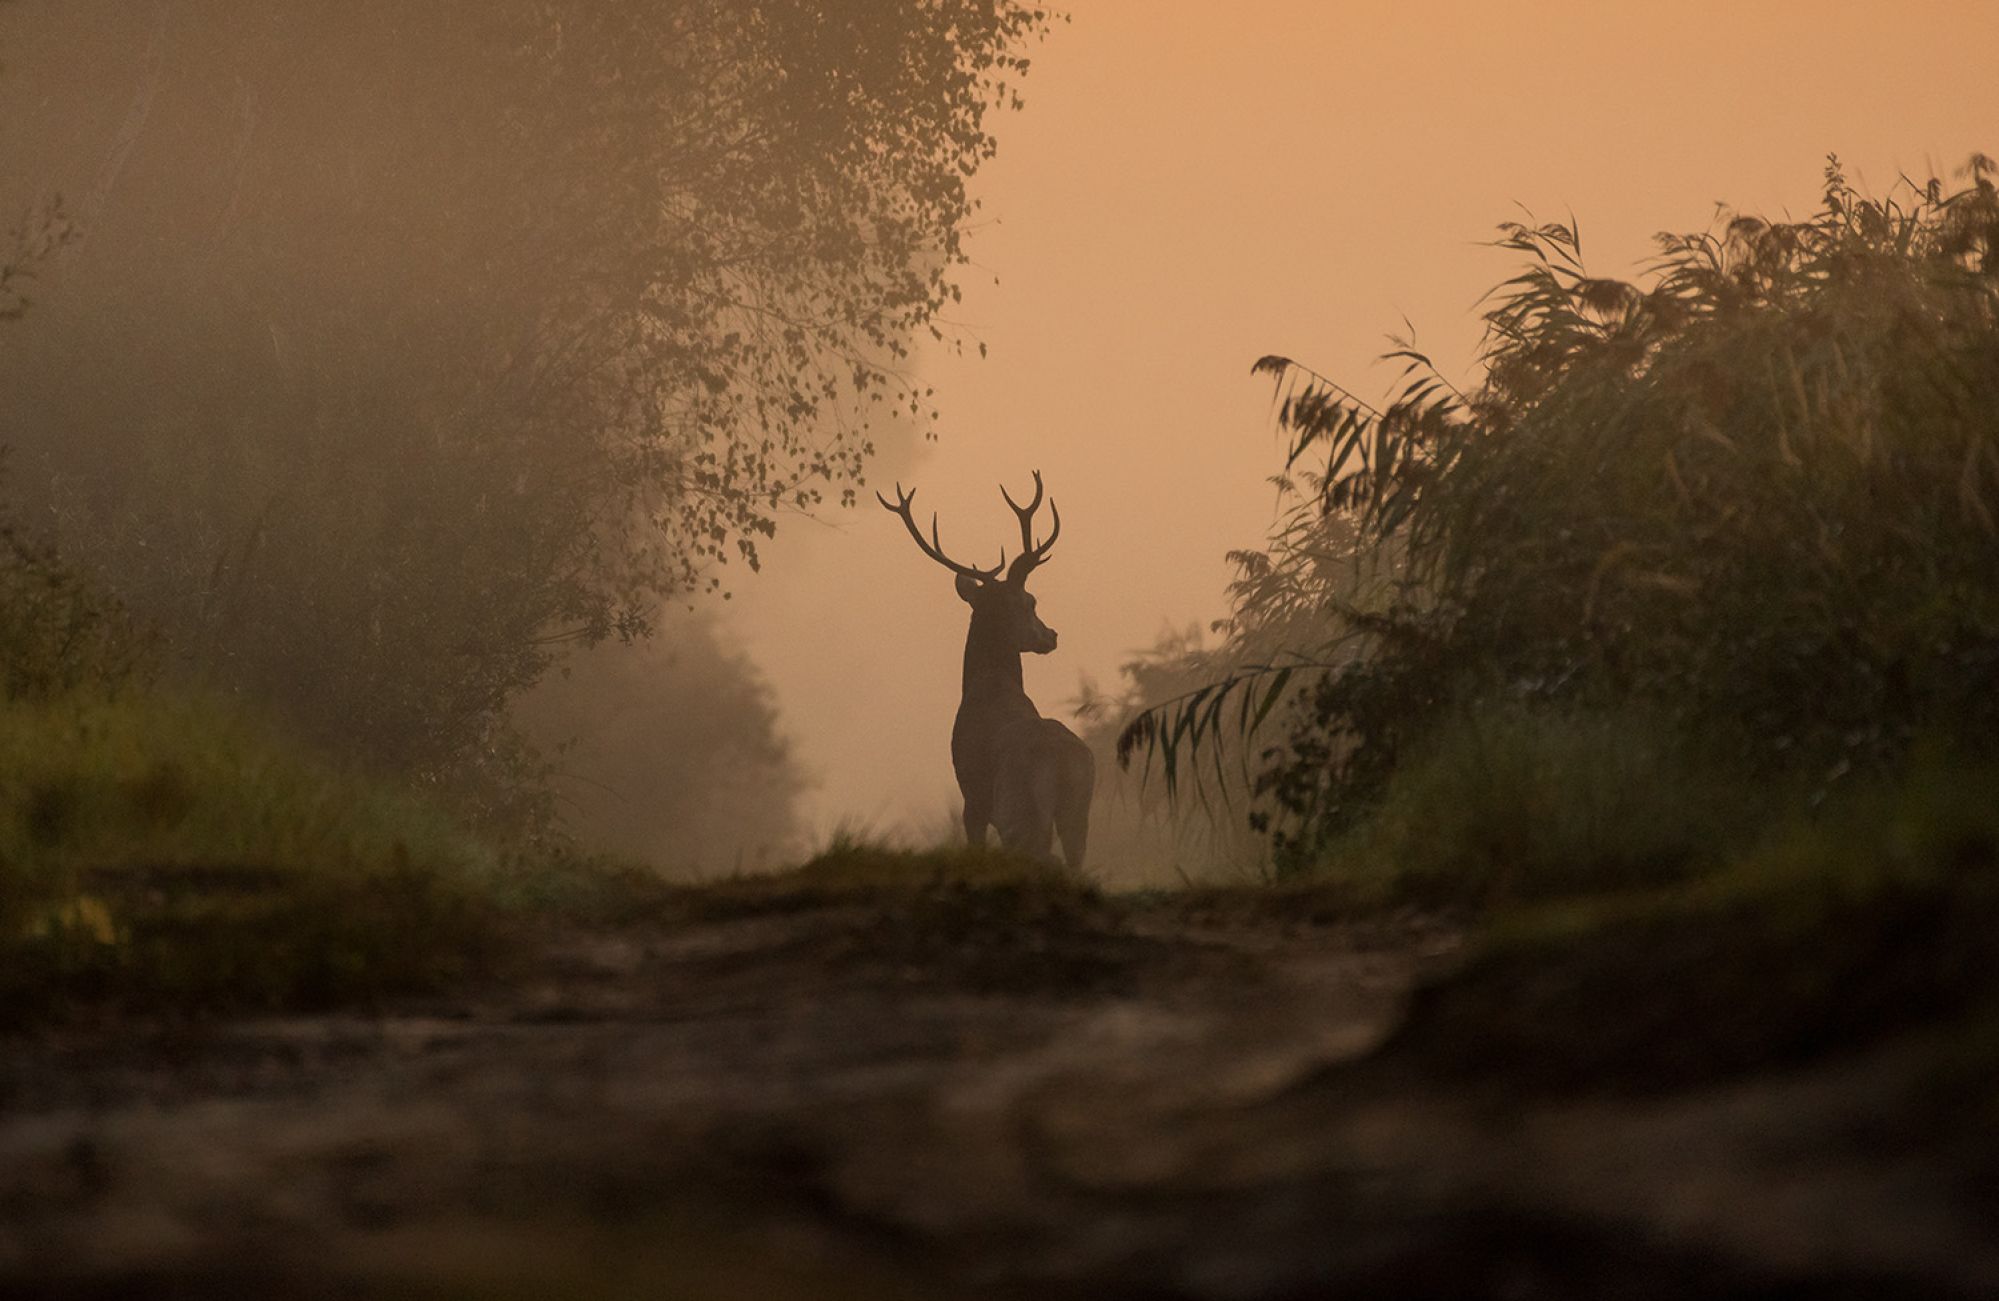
[953,613,1095,865]
[881,471,1095,870]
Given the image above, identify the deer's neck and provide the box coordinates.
[960,620,1028,711]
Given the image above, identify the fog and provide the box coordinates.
[8,8,1999,1292]
[3,0,1995,872]
[513,612,806,875]
[0,1,974,864]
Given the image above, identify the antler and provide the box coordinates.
[1001,470,1061,583]
[877,483,1005,582]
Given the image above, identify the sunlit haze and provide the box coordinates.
[723,0,1999,836]
[7,6,1999,1291]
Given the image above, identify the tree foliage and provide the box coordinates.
[0,1,1048,796]
[1126,156,1999,867]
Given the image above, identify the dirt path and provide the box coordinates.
[1,889,1992,1298]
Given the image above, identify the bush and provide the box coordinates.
[510,621,807,877]
[1128,155,1999,871]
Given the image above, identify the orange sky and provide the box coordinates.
[725,0,1999,836]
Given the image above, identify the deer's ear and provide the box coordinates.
[954,573,984,604]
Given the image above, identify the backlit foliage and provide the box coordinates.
[1126,157,1999,869]
[0,1,1050,797]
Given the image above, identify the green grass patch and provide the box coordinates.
[0,691,541,1023]
[1384,758,1999,1091]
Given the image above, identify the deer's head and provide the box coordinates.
[879,472,1063,655]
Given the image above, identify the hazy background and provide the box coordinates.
[4,1,1995,859]
[725,0,1999,836]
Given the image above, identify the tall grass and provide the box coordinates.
[1319,703,1759,909]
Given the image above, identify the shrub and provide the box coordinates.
[1128,155,1999,870]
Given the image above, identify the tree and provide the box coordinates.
[0,1,1049,798]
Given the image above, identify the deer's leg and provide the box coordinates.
[962,798,990,847]
[998,814,1054,862]
[1055,796,1090,872]
[1055,740,1095,872]
[994,762,1058,864]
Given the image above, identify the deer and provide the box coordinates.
[878,471,1095,870]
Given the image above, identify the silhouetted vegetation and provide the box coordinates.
[0,194,72,322]
[1100,156,1999,1114]
[1128,156,1999,897]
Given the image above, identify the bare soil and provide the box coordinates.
[2,887,1993,1298]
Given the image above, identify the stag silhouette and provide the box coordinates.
[879,472,1095,869]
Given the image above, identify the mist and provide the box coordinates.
[513,609,806,876]
[6,3,1999,1296]
[0,0,1005,843]
[10,2,1996,869]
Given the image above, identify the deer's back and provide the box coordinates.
[952,700,1090,799]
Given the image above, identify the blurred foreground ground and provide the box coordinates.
[2,883,1993,1299]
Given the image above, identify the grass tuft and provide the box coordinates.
[0,691,513,1022]
[789,833,1085,892]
